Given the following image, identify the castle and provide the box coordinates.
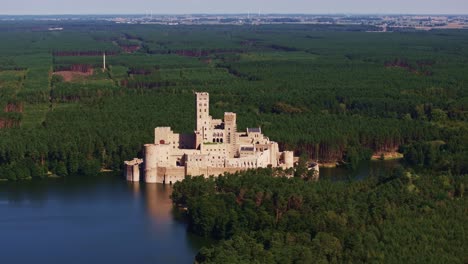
[125,92,297,184]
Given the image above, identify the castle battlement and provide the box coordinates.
[125,92,296,184]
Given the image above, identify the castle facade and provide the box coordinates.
[125,92,296,184]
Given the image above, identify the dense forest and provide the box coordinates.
[0,22,467,180]
[0,19,466,264]
[172,167,467,263]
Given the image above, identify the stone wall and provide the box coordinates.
[186,166,248,178]
[157,167,186,184]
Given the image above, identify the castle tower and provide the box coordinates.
[196,92,210,131]
[144,144,158,183]
[195,92,210,147]
[283,151,294,169]
[224,112,237,158]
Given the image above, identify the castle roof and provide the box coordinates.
[247,127,261,133]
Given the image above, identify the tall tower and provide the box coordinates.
[195,92,211,148]
[103,52,106,72]
[224,112,237,158]
[196,92,210,132]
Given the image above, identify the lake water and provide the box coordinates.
[320,160,401,182]
[0,160,400,264]
[0,175,207,264]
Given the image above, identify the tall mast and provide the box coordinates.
[103,52,106,72]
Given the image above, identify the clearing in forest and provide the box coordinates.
[53,69,94,82]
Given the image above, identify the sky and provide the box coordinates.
[1,0,467,15]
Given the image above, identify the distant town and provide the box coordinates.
[1,14,468,31]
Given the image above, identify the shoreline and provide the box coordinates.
[371,152,404,161]
[319,162,339,168]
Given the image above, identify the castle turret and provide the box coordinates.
[144,144,158,183]
[270,142,280,166]
[224,112,237,158]
[283,151,294,169]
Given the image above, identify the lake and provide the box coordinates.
[0,175,207,264]
[0,160,400,264]
[320,159,401,181]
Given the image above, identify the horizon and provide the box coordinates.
[1,12,468,16]
[2,0,468,16]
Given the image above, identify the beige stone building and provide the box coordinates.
[125,92,296,184]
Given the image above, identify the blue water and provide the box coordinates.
[0,176,206,264]
[0,161,399,264]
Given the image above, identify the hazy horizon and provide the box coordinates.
[2,12,468,16]
[1,0,468,16]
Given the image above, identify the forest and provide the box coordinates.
[0,21,467,180]
[172,167,467,263]
[0,19,466,263]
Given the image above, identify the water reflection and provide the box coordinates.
[127,181,141,198]
[146,184,173,224]
[2,180,49,206]
[0,175,208,264]
[126,182,176,233]
[320,160,401,181]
